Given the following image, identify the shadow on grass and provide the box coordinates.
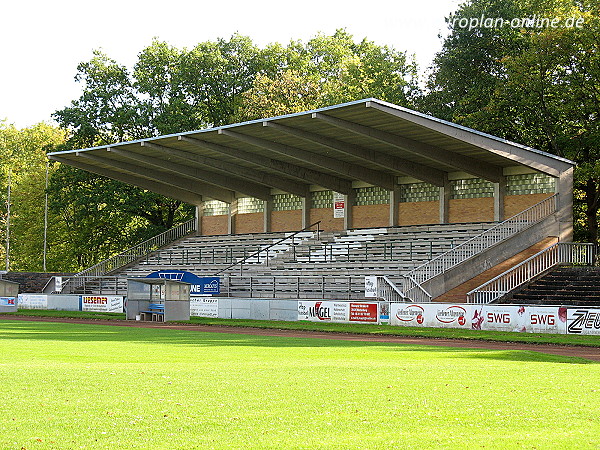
[0,320,594,365]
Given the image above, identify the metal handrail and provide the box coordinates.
[466,242,596,304]
[376,276,407,302]
[75,218,196,278]
[402,194,558,300]
[213,221,322,275]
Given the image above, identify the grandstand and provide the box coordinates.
[47,98,587,305]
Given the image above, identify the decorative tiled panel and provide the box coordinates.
[400,183,440,203]
[355,186,390,205]
[203,200,230,216]
[507,173,555,195]
[451,178,494,199]
[237,197,264,214]
[273,193,303,211]
[311,190,333,209]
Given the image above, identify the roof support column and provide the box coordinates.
[228,201,237,235]
[439,176,450,224]
[195,203,204,236]
[389,186,400,227]
[344,191,355,231]
[264,198,273,233]
[494,177,506,222]
[301,196,311,229]
[556,168,574,242]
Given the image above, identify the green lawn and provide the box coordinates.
[0,320,599,449]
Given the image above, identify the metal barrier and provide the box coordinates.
[402,194,558,302]
[466,242,596,304]
[59,276,127,295]
[376,276,407,302]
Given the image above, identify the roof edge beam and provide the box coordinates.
[135,142,271,200]
[182,135,352,195]
[312,112,504,183]
[219,129,395,190]
[264,121,446,187]
[49,155,203,205]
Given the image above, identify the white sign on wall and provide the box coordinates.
[17,294,48,309]
[190,298,219,318]
[333,192,345,219]
[81,295,124,313]
[566,308,600,335]
[364,276,378,298]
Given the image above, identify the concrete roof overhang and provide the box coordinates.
[48,98,575,205]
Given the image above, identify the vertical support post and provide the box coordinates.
[389,185,400,227]
[494,176,506,222]
[263,198,273,233]
[195,202,204,236]
[343,191,355,231]
[228,199,237,235]
[301,195,310,229]
[439,175,450,225]
[556,167,574,242]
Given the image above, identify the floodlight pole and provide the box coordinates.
[43,161,49,272]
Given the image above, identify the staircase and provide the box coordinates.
[504,266,600,306]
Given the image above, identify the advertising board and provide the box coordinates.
[566,308,600,335]
[0,297,16,307]
[190,298,219,318]
[81,295,124,313]
[146,270,220,295]
[298,301,378,324]
[17,294,48,309]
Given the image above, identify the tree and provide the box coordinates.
[423,0,600,243]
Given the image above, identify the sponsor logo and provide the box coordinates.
[531,314,556,326]
[83,296,108,305]
[309,302,331,321]
[567,310,600,334]
[487,312,511,324]
[395,304,424,323]
[436,305,467,325]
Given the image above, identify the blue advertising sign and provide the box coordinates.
[146,270,220,296]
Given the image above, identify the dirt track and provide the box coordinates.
[2,315,600,362]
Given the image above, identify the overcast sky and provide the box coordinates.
[1,0,462,129]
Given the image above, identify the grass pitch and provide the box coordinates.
[1,320,599,449]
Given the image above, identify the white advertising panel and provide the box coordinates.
[17,294,48,309]
[81,295,123,313]
[0,297,16,307]
[298,301,378,324]
[391,303,565,334]
[364,276,377,298]
[390,303,469,328]
[566,308,600,335]
[190,298,219,318]
[333,192,345,219]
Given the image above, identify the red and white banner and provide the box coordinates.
[390,303,565,334]
[298,301,378,324]
[81,295,123,313]
[333,192,345,219]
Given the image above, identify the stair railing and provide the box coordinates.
[214,221,321,276]
[376,276,408,302]
[402,194,558,302]
[466,242,596,304]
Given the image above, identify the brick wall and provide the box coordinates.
[271,210,302,232]
[235,212,263,234]
[201,215,228,236]
[504,193,552,218]
[352,204,389,228]
[449,198,495,223]
[398,201,439,226]
[310,208,344,232]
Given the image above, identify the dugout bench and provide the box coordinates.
[126,278,190,322]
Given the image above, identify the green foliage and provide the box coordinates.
[423,0,600,242]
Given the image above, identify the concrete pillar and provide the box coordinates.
[556,167,574,242]
[343,191,356,230]
[263,198,273,233]
[494,176,506,222]
[194,203,204,236]
[389,186,400,227]
[227,200,237,235]
[439,176,450,224]
[301,196,311,229]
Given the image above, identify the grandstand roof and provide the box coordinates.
[48,98,575,205]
